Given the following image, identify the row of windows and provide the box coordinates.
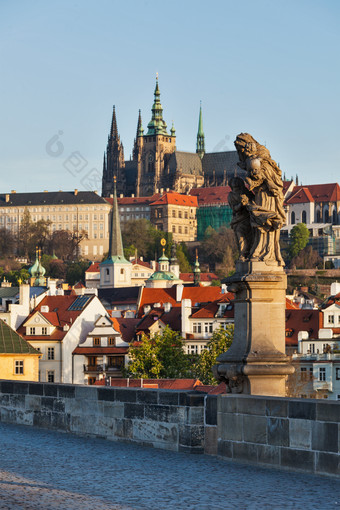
[93,337,115,346]
[29,327,48,335]
[1,206,107,213]
[301,366,340,381]
[172,225,191,234]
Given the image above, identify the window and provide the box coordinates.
[108,337,115,346]
[193,323,202,333]
[190,345,198,354]
[309,343,315,353]
[93,338,101,346]
[328,315,334,324]
[178,226,182,234]
[300,367,307,381]
[47,370,55,383]
[291,211,295,224]
[319,367,326,381]
[30,327,35,335]
[47,347,55,360]
[302,210,307,223]
[336,367,340,380]
[172,225,176,233]
[172,210,176,218]
[15,360,24,375]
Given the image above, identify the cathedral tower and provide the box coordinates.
[102,106,126,197]
[136,76,176,196]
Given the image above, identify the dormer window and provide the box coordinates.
[30,327,35,335]
[93,337,101,346]
[109,337,115,346]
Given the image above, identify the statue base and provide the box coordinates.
[213,260,294,397]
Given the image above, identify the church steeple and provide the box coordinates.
[193,249,201,286]
[107,177,125,261]
[109,105,118,142]
[100,177,131,288]
[133,110,143,161]
[196,101,205,159]
[102,106,125,198]
[146,75,169,136]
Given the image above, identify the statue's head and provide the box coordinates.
[234,133,257,157]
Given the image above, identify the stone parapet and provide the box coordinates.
[0,381,205,454]
[0,381,339,477]
[217,394,340,477]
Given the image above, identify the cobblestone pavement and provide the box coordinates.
[0,423,339,510]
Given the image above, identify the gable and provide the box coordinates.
[23,311,55,327]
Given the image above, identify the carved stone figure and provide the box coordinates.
[228,177,253,261]
[233,133,285,266]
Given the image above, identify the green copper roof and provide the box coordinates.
[146,77,169,136]
[196,102,205,158]
[0,320,40,354]
[100,255,131,265]
[148,271,177,281]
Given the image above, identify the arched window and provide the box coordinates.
[332,209,337,224]
[291,211,295,225]
[324,208,329,223]
[316,209,321,223]
[302,210,307,224]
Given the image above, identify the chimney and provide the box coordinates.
[19,284,30,310]
[74,189,78,196]
[110,194,113,198]
[44,190,48,193]
[5,194,10,203]
[181,299,192,337]
[120,194,124,198]
[176,284,184,302]
[164,302,172,313]
[11,190,16,194]
[131,194,135,198]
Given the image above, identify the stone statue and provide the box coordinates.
[228,177,253,261]
[232,133,285,266]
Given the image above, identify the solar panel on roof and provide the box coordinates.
[68,295,92,311]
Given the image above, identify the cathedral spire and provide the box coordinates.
[110,105,118,142]
[196,101,205,159]
[107,177,125,260]
[147,75,169,136]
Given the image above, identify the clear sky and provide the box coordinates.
[0,0,339,193]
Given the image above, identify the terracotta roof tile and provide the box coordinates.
[189,186,231,206]
[150,192,198,207]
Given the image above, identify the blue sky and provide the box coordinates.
[0,0,339,193]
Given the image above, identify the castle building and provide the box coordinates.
[101,77,241,198]
[0,190,111,260]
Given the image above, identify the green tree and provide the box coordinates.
[18,208,33,257]
[176,243,191,272]
[289,223,310,258]
[290,245,322,269]
[200,226,238,275]
[195,325,234,384]
[66,260,89,285]
[126,326,189,379]
[0,228,16,257]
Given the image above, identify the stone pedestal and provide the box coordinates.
[213,261,294,397]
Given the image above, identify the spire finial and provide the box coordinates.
[196,102,205,159]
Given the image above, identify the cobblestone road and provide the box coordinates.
[0,422,339,510]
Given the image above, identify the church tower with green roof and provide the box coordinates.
[99,178,132,288]
[196,102,205,159]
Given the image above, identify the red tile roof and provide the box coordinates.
[285,309,321,346]
[138,286,227,315]
[72,346,128,355]
[287,183,340,203]
[189,186,231,206]
[286,298,300,310]
[111,317,140,343]
[18,295,94,341]
[107,194,161,206]
[285,187,314,205]
[191,294,234,318]
[86,262,100,273]
[150,192,198,207]
[180,272,219,283]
